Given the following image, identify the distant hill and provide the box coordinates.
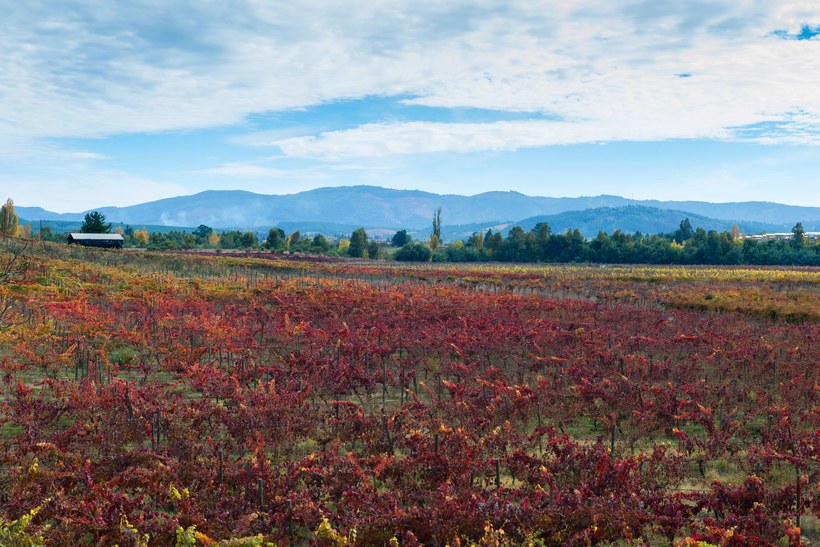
[16,187,570,228]
[17,218,198,236]
[15,185,820,235]
[510,206,790,239]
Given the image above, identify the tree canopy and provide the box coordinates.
[348,228,369,258]
[391,229,411,247]
[395,242,432,262]
[791,222,805,248]
[80,211,112,234]
[193,225,213,239]
[0,199,18,238]
[430,207,442,249]
[265,228,286,250]
[440,219,819,266]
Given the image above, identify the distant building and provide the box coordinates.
[746,232,819,243]
[67,233,124,249]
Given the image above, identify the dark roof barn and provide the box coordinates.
[67,233,124,249]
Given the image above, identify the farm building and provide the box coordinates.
[67,233,124,249]
[747,232,820,243]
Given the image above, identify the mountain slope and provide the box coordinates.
[511,206,788,239]
[14,185,820,232]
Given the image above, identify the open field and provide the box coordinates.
[0,241,817,545]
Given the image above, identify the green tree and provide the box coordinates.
[391,229,411,247]
[500,226,529,261]
[532,222,551,260]
[38,225,53,240]
[367,240,381,259]
[552,228,584,262]
[310,233,329,252]
[80,211,112,233]
[219,230,239,248]
[484,229,503,257]
[289,230,302,249]
[348,227,368,258]
[265,228,286,250]
[193,225,213,240]
[430,207,442,249]
[466,231,484,253]
[239,231,258,248]
[791,222,805,249]
[674,218,694,244]
[0,199,18,238]
[395,242,432,261]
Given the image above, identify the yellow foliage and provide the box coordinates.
[314,515,357,546]
[173,525,273,546]
[0,198,18,237]
[0,500,50,546]
[675,539,718,547]
[119,514,150,547]
[133,228,150,245]
[169,484,190,501]
[478,521,507,546]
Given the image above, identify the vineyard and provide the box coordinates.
[0,241,817,545]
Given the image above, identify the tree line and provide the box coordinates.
[434,219,818,266]
[4,199,818,266]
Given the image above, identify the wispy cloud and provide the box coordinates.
[2,0,819,148]
[272,119,727,160]
[61,151,110,161]
[201,163,293,178]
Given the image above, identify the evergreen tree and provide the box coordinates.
[311,234,329,252]
[791,222,805,248]
[265,228,286,250]
[348,228,368,258]
[430,207,442,249]
[80,211,112,233]
[391,229,411,247]
[466,231,484,253]
[193,225,213,240]
[239,231,258,248]
[367,240,381,259]
[674,218,694,243]
[289,230,302,248]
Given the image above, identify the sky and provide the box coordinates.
[1,1,819,213]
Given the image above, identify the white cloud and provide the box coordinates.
[1,0,820,156]
[61,151,110,161]
[272,115,733,160]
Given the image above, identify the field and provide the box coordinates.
[0,241,817,545]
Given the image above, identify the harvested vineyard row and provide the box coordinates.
[0,245,817,545]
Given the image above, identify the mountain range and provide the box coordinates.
[15,185,820,239]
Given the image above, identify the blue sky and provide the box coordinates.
[1,1,819,212]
